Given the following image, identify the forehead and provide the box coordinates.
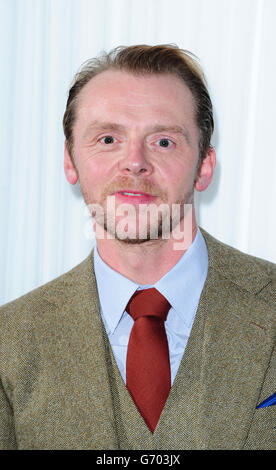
[75,69,196,121]
[71,71,200,151]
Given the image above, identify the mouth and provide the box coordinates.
[112,190,157,204]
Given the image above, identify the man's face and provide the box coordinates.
[64,70,215,242]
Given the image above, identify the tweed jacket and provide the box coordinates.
[0,229,275,450]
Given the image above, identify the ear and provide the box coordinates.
[64,142,79,185]
[194,147,216,192]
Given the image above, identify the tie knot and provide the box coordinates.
[126,288,171,322]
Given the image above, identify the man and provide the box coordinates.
[0,45,275,450]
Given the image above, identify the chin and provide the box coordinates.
[104,217,171,244]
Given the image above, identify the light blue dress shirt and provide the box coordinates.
[93,229,208,386]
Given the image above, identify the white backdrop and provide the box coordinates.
[1,0,276,305]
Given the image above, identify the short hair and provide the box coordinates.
[63,44,214,163]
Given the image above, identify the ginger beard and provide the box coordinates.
[79,175,195,244]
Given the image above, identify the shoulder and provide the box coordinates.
[0,251,98,382]
[200,228,276,307]
[0,251,95,330]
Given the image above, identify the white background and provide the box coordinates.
[1,0,276,305]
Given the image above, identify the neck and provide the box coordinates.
[95,211,198,285]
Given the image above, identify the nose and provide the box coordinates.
[118,140,153,176]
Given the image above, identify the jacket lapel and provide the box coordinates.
[195,230,275,449]
[43,251,119,449]
[196,267,274,448]
[156,230,274,449]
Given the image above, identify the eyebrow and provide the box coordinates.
[82,120,191,143]
[82,121,125,141]
[148,124,191,143]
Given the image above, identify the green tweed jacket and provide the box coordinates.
[0,229,275,450]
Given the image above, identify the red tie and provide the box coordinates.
[126,288,171,433]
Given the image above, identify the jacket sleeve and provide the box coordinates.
[0,378,17,449]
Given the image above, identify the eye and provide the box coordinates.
[100,135,117,144]
[157,138,173,148]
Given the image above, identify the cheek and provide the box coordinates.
[160,160,196,190]
[77,154,108,182]
[78,157,115,202]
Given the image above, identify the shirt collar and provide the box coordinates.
[93,248,138,334]
[154,229,208,328]
[93,229,208,334]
